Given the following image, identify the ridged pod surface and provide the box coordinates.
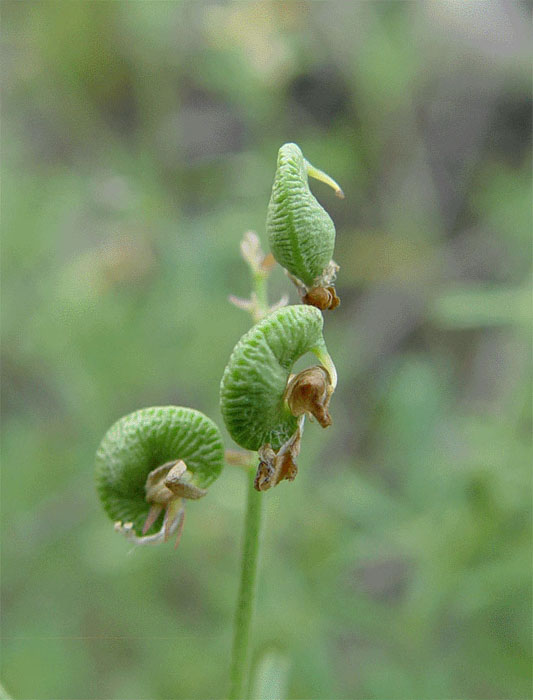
[220,305,328,451]
[95,406,224,536]
[267,143,336,287]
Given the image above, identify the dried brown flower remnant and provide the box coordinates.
[254,444,277,491]
[141,460,207,544]
[254,418,303,491]
[285,366,333,427]
[145,460,207,504]
[302,285,340,311]
[253,366,334,491]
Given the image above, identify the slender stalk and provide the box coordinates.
[253,272,269,318]
[228,466,264,700]
[228,233,272,698]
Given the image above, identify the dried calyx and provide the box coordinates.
[302,286,340,311]
[254,365,335,492]
[287,261,341,311]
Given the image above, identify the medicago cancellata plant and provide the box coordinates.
[94,142,343,698]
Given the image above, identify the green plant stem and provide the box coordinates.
[253,272,269,318]
[228,466,264,700]
[228,239,270,699]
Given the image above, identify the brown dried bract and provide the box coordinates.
[302,286,340,311]
[285,366,333,428]
[277,450,298,483]
[254,418,304,491]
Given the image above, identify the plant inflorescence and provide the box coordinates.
[94,142,343,697]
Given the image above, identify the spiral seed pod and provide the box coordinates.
[95,406,224,544]
[220,305,337,453]
[267,143,343,288]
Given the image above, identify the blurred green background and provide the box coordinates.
[1,2,532,699]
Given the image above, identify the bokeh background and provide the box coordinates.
[1,2,532,699]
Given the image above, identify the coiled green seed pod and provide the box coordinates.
[267,143,343,288]
[95,406,224,538]
[220,305,336,452]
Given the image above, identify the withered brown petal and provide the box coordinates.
[286,366,332,428]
